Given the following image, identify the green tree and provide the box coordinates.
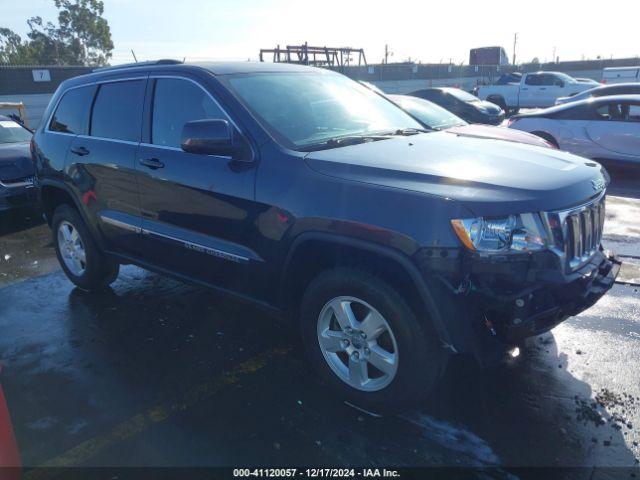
[0,0,113,66]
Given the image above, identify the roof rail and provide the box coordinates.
[93,59,183,73]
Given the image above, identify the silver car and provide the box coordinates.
[507,94,640,163]
[555,82,640,105]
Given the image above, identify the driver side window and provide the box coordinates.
[151,78,229,148]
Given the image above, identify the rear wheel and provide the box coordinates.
[487,95,507,113]
[300,267,448,414]
[52,204,119,291]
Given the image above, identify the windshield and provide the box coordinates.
[389,95,467,130]
[0,119,32,144]
[444,88,480,103]
[226,72,423,149]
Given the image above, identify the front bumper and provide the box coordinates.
[0,184,39,211]
[414,246,620,361]
[471,249,620,344]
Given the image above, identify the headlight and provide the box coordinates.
[451,213,548,253]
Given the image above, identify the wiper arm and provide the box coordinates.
[381,127,434,137]
[302,134,389,151]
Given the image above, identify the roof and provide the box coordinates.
[191,61,325,75]
[92,60,324,76]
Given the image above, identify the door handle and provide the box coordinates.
[70,146,90,156]
[540,87,547,90]
[139,158,165,169]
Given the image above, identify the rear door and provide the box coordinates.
[585,100,640,159]
[136,75,260,295]
[66,77,146,255]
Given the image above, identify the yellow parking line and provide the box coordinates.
[25,347,291,480]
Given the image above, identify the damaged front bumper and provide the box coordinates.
[474,250,621,344]
[415,246,621,362]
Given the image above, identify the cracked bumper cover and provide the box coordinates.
[472,250,620,344]
[415,247,621,353]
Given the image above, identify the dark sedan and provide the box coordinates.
[0,115,38,212]
[409,87,504,125]
[388,94,553,148]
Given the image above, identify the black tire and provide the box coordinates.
[487,96,507,112]
[531,131,559,149]
[52,204,119,291]
[300,266,448,414]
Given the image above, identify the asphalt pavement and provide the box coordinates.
[0,166,639,480]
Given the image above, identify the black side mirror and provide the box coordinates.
[181,119,238,157]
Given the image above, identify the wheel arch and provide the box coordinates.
[279,232,454,349]
[40,180,107,250]
[530,130,559,148]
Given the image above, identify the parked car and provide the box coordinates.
[555,83,640,105]
[575,78,600,87]
[495,72,522,85]
[478,71,593,110]
[0,115,38,212]
[409,87,504,125]
[388,94,554,148]
[34,61,619,413]
[602,66,640,84]
[507,95,640,163]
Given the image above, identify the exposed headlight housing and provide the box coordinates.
[451,213,548,253]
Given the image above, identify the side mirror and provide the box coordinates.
[181,119,237,157]
[556,81,565,88]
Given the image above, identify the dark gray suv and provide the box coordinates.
[33,60,620,413]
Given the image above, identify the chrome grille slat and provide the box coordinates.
[542,193,606,272]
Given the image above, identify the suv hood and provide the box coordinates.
[304,132,607,217]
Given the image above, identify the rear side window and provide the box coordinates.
[90,80,145,142]
[49,86,95,134]
[151,78,227,148]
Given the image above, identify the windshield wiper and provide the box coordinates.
[301,134,390,151]
[379,127,432,136]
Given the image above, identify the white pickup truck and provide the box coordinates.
[477,71,594,111]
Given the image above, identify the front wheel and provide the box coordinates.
[300,267,448,414]
[52,204,119,291]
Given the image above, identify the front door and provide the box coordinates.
[136,76,260,296]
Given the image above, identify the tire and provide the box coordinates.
[300,266,448,414]
[487,96,507,113]
[52,204,119,291]
[531,131,559,149]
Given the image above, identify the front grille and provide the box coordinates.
[565,198,605,270]
[542,194,606,272]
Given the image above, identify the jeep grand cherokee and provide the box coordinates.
[33,60,620,413]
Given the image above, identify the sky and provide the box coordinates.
[3,0,640,66]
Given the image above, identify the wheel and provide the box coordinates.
[52,204,119,291]
[487,96,507,112]
[531,131,559,149]
[300,267,448,414]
